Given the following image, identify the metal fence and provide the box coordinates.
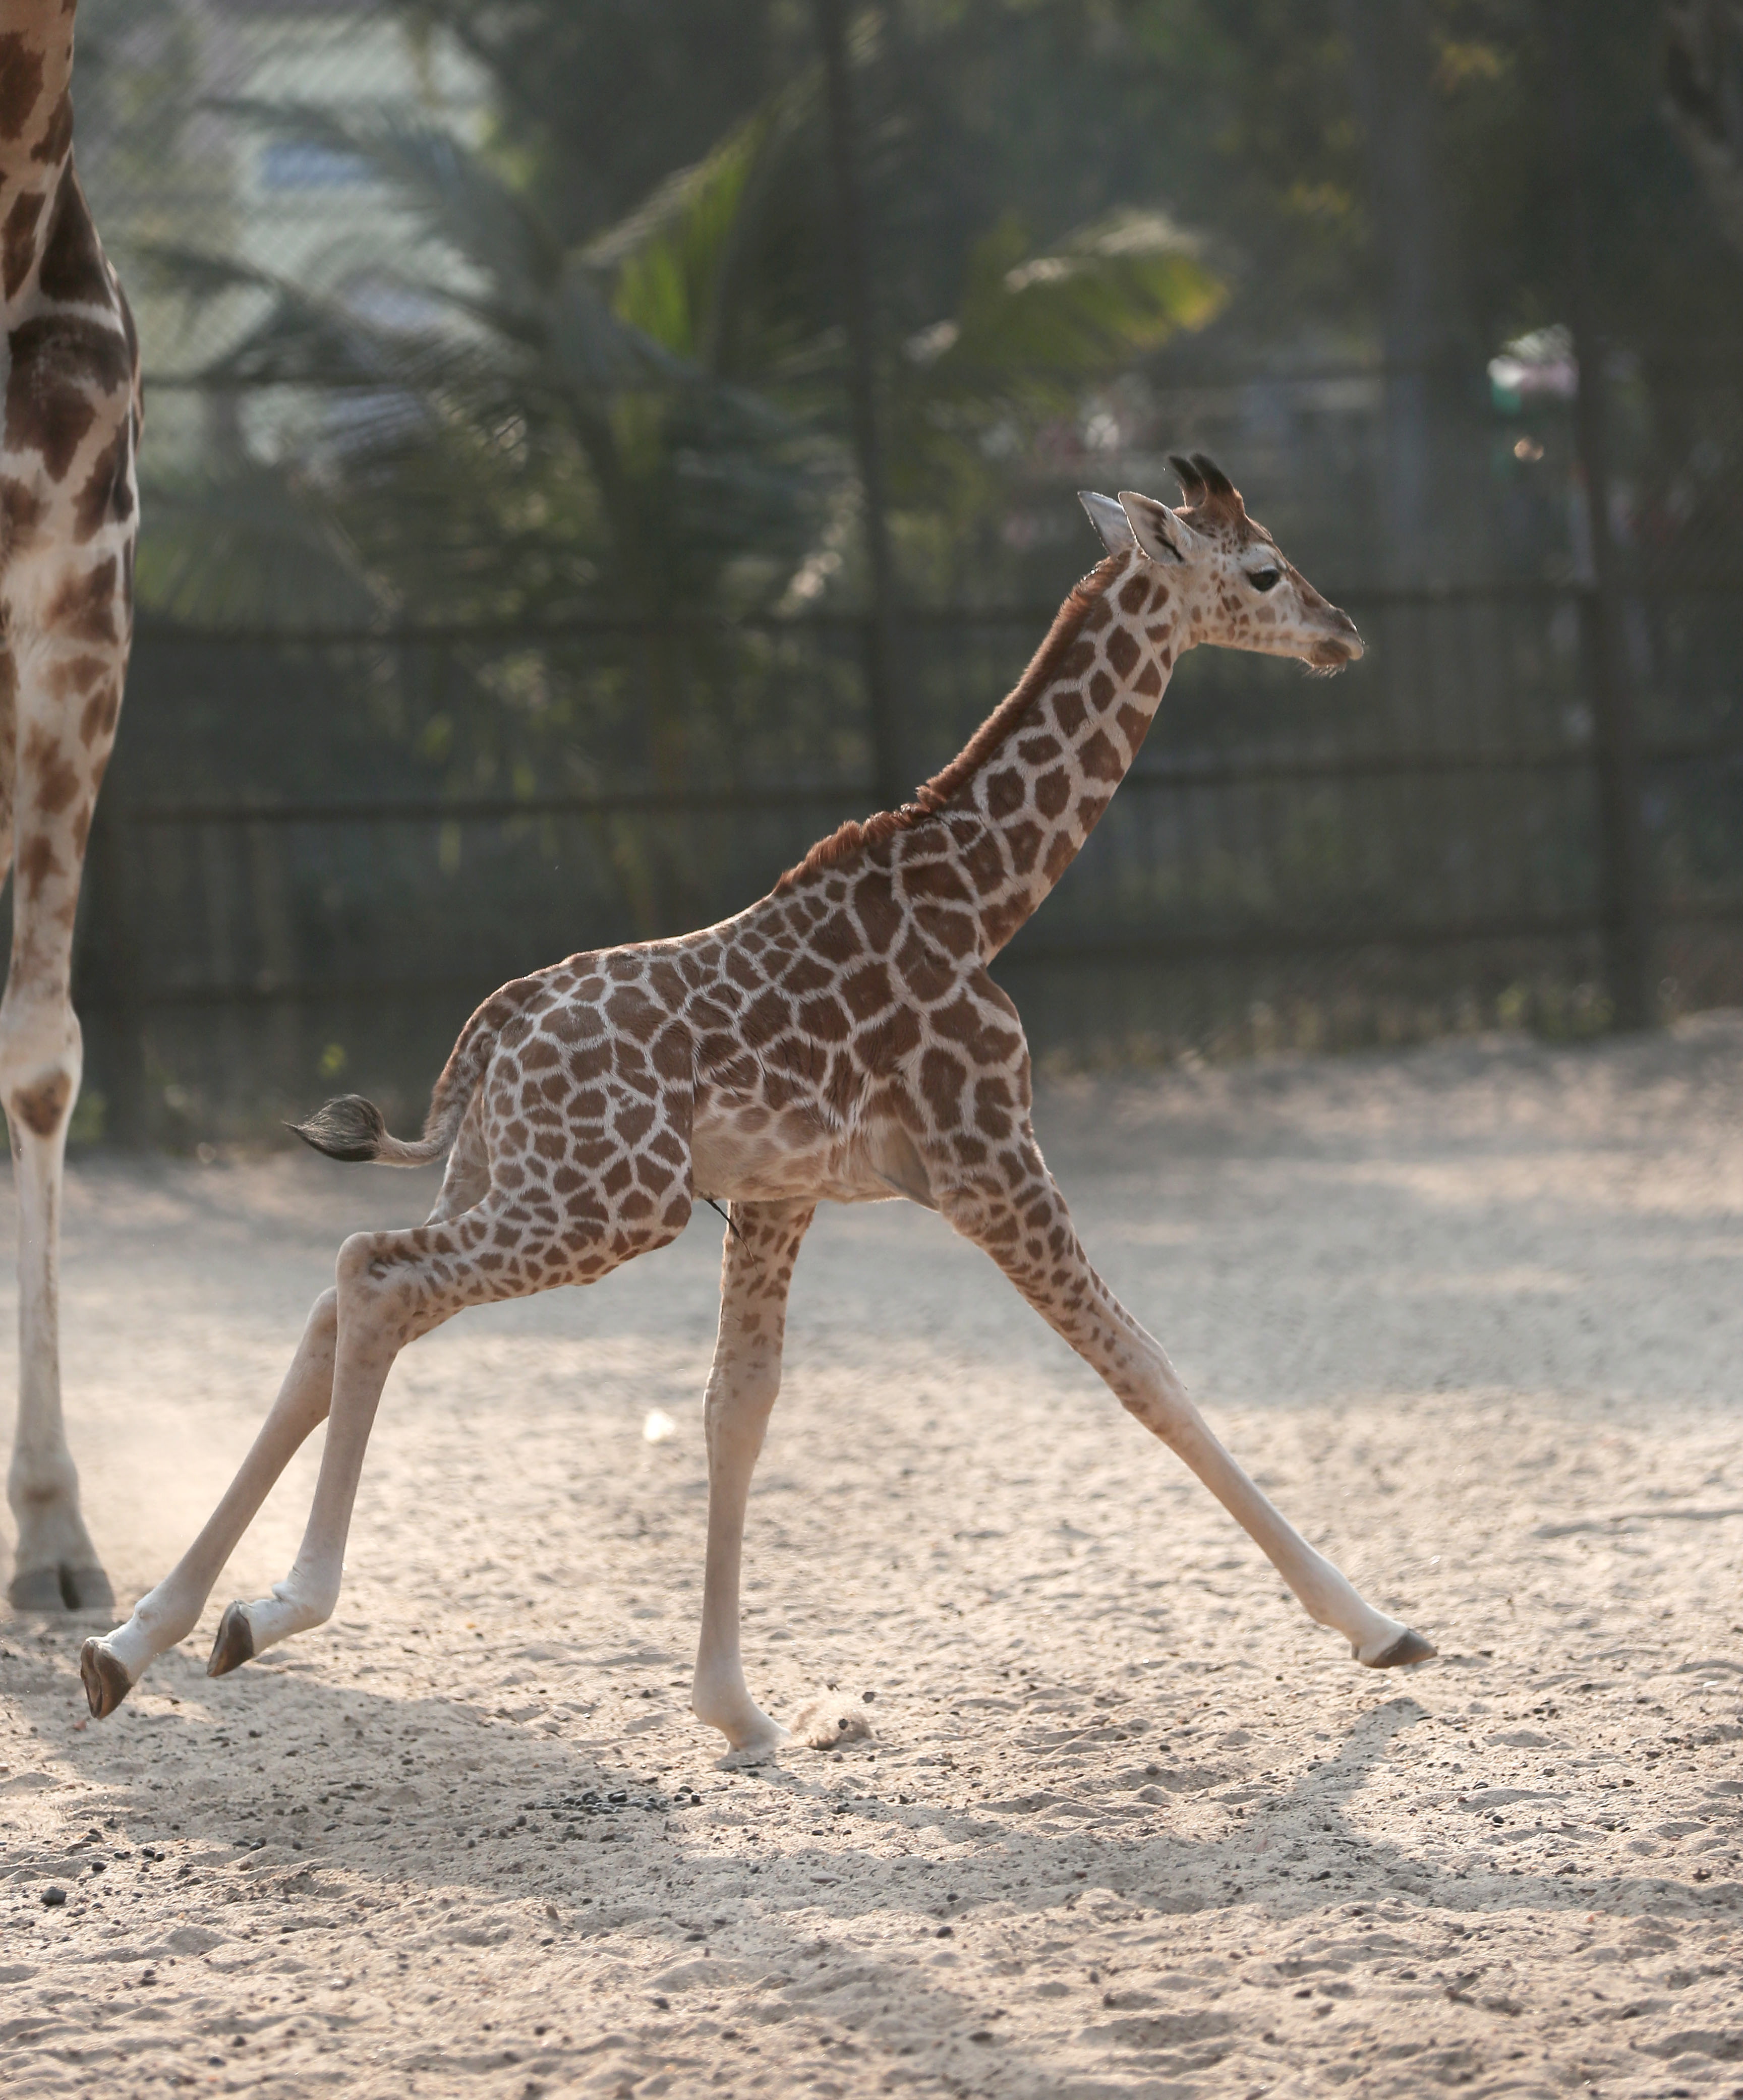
[48,2,1743,1142]
[63,575,1743,1144]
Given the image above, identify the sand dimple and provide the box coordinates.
[2,1017,1741,2097]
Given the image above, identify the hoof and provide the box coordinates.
[206,1602,255,1679]
[80,1640,133,1720]
[1360,1628,1437,1670]
[60,1564,115,1614]
[10,1562,113,1613]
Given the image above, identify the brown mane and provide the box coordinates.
[775,555,1120,892]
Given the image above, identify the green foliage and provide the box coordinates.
[122,1,1743,694]
[138,10,1232,633]
[886,208,1224,576]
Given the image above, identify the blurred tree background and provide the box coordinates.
[48,0,1743,1141]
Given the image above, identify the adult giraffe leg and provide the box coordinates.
[0,0,140,1616]
[80,1288,340,1715]
[936,1129,1434,1669]
[691,1198,816,1754]
[2,609,129,1614]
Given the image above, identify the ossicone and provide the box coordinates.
[1170,450,1244,515]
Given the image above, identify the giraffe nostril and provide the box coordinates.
[1320,606,1364,662]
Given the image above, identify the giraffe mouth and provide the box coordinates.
[1307,626,1363,670]
[1303,601,1364,671]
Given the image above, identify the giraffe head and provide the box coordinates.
[1080,453,1363,672]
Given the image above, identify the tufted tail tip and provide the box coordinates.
[287,1094,385,1163]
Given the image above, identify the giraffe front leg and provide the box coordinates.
[1,981,109,1613]
[691,1199,818,1757]
[937,1133,1435,1672]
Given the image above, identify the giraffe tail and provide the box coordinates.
[287,1093,452,1167]
[289,969,549,1168]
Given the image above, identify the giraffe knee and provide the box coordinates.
[0,1027,81,1144]
[706,1356,782,1425]
[935,1181,1006,1246]
[8,1069,75,1139]
[333,1234,428,1335]
[335,1232,378,1290]
[1118,1361,1198,1444]
[336,1232,422,1296]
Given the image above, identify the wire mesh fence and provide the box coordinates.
[46,2,1743,1141]
[64,578,1743,1143]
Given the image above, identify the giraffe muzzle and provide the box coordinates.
[1309,609,1364,668]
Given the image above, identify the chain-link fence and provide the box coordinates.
[48,2,1743,1142]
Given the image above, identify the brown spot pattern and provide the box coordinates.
[3,183,44,298]
[0,33,44,141]
[10,1069,71,1138]
[35,167,106,306]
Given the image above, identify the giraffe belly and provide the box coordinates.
[690,1100,918,1207]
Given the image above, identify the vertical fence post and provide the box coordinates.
[1344,0,1454,585]
[812,0,907,812]
[1550,0,1654,1029]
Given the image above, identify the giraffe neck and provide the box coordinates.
[922,548,1183,955]
[0,6,76,197]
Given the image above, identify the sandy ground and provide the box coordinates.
[2,1019,1742,2098]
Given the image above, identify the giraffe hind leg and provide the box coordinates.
[207,1043,697,1682]
[80,1288,340,1717]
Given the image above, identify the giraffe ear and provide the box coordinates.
[1118,490,1207,565]
[1078,490,1136,553]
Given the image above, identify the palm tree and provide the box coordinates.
[131,22,1225,922]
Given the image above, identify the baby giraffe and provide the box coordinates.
[82,459,1434,1745]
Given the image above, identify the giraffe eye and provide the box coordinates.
[1248,566,1282,593]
